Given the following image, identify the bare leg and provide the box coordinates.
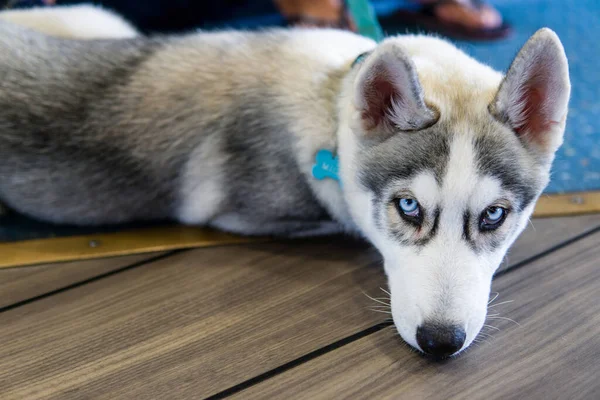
[274,0,356,30]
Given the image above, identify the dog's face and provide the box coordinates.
[339,29,570,357]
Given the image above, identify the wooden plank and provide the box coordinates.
[0,217,597,399]
[499,214,600,269]
[0,253,166,309]
[235,231,600,400]
[0,239,385,400]
[0,226,262,269]
[534,191,600,217]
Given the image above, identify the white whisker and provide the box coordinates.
[528,217,536,232]
[487,316,521,326]
[483,324,500,331]
[368,308,392,314]
[488,300,514,308]
[363,291,391,306]
[488,292,500,305]
[380,287,391,296]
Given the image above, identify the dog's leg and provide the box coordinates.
[210,213,344,237]
[284,221,347,238]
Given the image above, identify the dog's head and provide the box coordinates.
[339,29,570,357]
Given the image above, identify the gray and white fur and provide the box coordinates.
[0,6,570,358]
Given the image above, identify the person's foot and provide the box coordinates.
[421,0,503,31]
[275,0,356,30]
[393,0,510,41]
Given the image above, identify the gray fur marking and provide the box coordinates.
[361,122,539,251]
[473,133,540,211]
[216,100,330,226]
[0,23,333,228]
[0,28,168,224]
[359,129,451,196]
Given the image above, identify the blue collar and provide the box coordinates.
[351,51,371,68]
[311,52,372,184]
[313,0,382,185]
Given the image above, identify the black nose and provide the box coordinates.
[416,323,466,358]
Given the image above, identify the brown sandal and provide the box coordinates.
[391,0,512,41]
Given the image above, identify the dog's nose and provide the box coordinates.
[416,323,466,358]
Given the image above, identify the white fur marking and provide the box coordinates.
[177,139,224,225]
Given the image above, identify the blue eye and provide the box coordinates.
[485,207,504,222]
[481,206,507,230]
[398,198,420,218]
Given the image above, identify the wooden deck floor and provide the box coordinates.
[1,215,599,399]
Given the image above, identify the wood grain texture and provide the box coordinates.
[499,214,600,270]
[0,226,261,268]
[236,231,600,400]
[0,217,597,399]
[0,253,166,309]
[0,239,385,400]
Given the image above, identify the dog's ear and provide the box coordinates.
[490,28,571,156]
[354,44,438,140]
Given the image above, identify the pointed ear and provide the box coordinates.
[490,28,571,155]
[354,44,438,140]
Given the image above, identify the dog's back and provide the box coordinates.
[0,23,173,223]
[0,23,372,228]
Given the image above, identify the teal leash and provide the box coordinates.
[346,0,384,42]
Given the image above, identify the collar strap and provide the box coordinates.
[351,51,372,68]
[312,52,372,185]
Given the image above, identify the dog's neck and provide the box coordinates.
[304,55,374,236]
[322,61,375,237]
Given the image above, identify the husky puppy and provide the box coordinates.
[0,8,570,357]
